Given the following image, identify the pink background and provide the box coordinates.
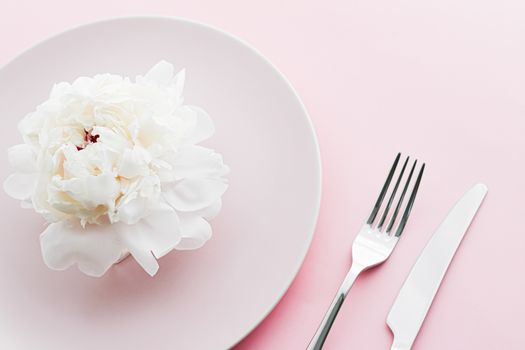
[1,1,524,349]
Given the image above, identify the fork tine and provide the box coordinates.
[394,163,425,237]
[385,159,417,234]
[377,156,409,230]
[367,153,401,225]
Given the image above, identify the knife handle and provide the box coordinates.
[390,340,410,350]
[307,264,363,350]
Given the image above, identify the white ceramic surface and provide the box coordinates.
[0,17,321,350]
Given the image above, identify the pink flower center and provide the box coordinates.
[77,129,99,151]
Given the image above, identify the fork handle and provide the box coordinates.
[307,264,364,350]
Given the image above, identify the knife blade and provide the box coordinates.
[387,183,488,350]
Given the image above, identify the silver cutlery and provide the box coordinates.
[307,153,425,350]
[387,183,488,350]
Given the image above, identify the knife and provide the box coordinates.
[387,183,488,350]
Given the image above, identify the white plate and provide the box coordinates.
[0,17,321,350]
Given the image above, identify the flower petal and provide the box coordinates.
[161,145,229,182]
[140,208,181,258]
[20,198,33,209]
[85,175,120,203]
[118,196,148,225]
[91,126,133,153]
[185,106,215,144]
[8,144,36,173]
[171,68,185,99]
[176,214,212,250]
[163,178,228,212]
[196,199,222,220]
[120,225,159,277]
[61,174,120,208]
[144,60,174,86]
[114,205,181,276]
[40,221,126,277]
[118,147,151,178]
[3,173,36,200]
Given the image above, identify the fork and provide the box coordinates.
[307,153,425,350]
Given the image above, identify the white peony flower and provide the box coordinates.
[3,61,229,277]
